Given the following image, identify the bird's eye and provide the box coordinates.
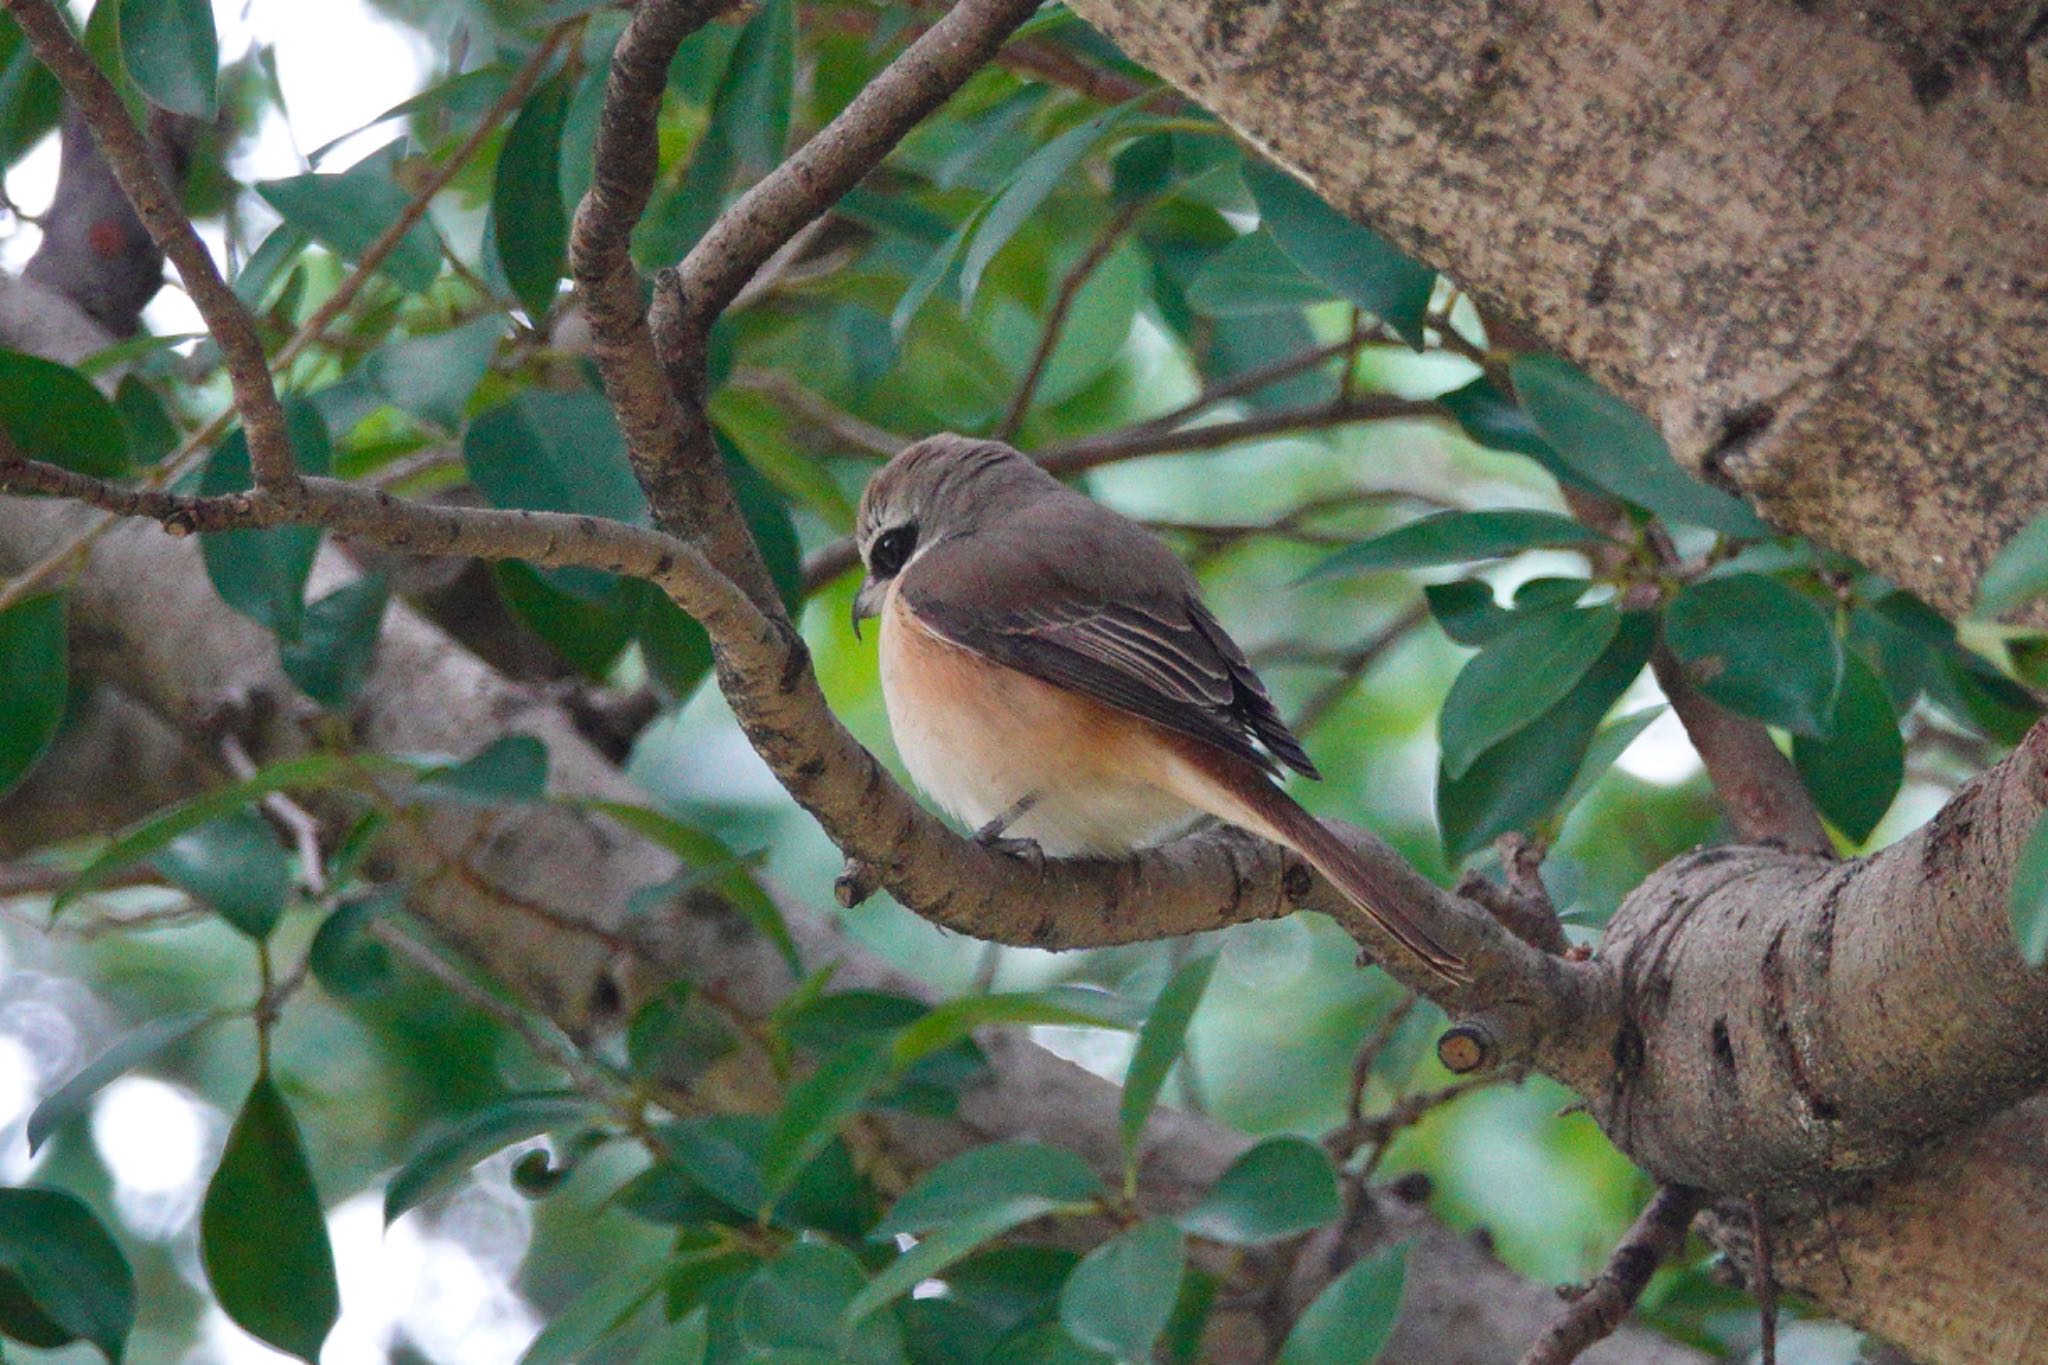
[870,524,917,577]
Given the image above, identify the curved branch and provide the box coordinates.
[1,0,298,493]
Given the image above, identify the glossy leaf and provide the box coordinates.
[1510,355,1765,536]
[27,1010,213,1155]
[308,890,396,998]
[1664,574,1843,736]
[1439,605,1622,779]
[465,390,644,526]
[1309,510,1609,580]
[1057,1219,1185,1361]
[256,143,443,292]
[385,1093,597,1224]
[1556,705,1667,816]
[0,23,62,168]
[876,1142,1102,1239]
[0,349,129,476]
[151,808,293,939]
[0,593,66,800]
[1177,1137,1341,1245]
[1977,512,2048,619]
[1792,653,1903,843]
[892,987,1140,1067]
[1120,953,1218,1173]
[279,574,389,708]
[760,1036,895,1194]
[415,735,550,806]
[113,376,177,464]
[1435,375,1583,489]
[201,1078,340,1363]
[738,1242,904,1363]
[494,71,572,320]
[1244,162,1434,348]
[1184,230,1328,315]
[198,403,331,641]
[118,0,218,117]
[362,317,503,430]
[56,754,395,913]
[1438,612,1655,859]
[846,1199,1065,1325]
[961,102,1141,302]
[2011,811,2048,967]
[0,1187,136,1363]
[519,1258,663,1365]
[1275,1241,1408,1365]
[580,800,799,974]
[1424,580,1512,646]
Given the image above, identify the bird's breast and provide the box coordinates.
[877,589,1198,855]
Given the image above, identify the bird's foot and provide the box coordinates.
[975,829,1047,876]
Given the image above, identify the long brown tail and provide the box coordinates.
[1187,761,1471,985]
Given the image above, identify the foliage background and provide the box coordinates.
[0,0,2017,1360]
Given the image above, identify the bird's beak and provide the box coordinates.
[851,575,885,641]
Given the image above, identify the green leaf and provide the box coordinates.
[1243,162,1435,348]
[0,350,130,477]
[1509,355,1765,536]
[1977,512,2048,619]
[1120,954,1217,1174]
[257,143,443,293]
[112,376,177,464]
[0,23,62,169]
[633,1306,708,1365]
[1440,605,1621,779]
[118,0,217,117]
[361,317,503,431]
[151,808,292,939]
[1177,1137,1341,1246]
[891,988,1141,1068]
[876,1142,1103,1239]
[1057,1219,1186,1362]
[635,0,793,263]
[385,1093,597,1224]
[232,222,310,308]
[1424,580,1511,646]
[56,754,395,913]
[709,388,858,531]
[738,1243,904,1363]
[1438,612,1655,859]
[1184,230,1329,315]
[625,982,735,1084]
[201,1077,340,1363]
[308,890,396,998]
[278,575,389,708]
[0,1187,136,1363]
[846,1199,1066,1326]
[961,101,1142,302]
[494,71,572,320]
[1664,574,1843,737]
[416,735,550,806]
[760,1036,896,1194]
[494,561,639,680]
[0,593,66,800]
[1792,652,1903,843]
[1435,375,1584,489]
[1308,510,1609,580]
[462,390,643,520]
[580,800,800,975]
[519,1257,663,1365]
[27,1010,214,1156]
[1275,1241,1408,1365]
[198,402,332,641]
[1556,705,1666,816]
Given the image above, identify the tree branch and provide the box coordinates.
[1521,1184,1708,1365]
[1,0,299,493]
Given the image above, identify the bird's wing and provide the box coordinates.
[900,514,1319,780]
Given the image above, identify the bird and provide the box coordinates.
[851,433,1468,984]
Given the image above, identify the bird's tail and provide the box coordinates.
[1193,764,1470,986]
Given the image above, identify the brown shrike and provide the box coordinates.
[852,434,1468,985]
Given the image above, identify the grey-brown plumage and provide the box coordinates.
[854,434,1467,983]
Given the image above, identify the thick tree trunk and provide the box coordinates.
[1069,0,2048,619]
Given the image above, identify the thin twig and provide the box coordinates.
[220,733,328,896]
[1292,602,1431,733]
[998,199,1142,440]
[1039,394,1438,476]
[1519,1184,1707,1365]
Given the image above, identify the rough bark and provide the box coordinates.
[1064,0,2048,619]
